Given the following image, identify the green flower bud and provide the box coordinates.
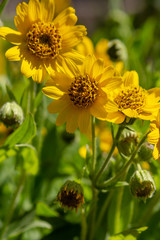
[129,170,156,200]
[57,180,84,212]
[138,142,154,161]
[118,130,138,157]
[0,101,24,128]
[107,39,128,62]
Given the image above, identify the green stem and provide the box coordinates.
[91,116,96,176]
[95,191,113,234]
[98,132,148,189]
[80,207,87,240]
[0,0,9,15]
[94,124,125,185]
[88,188,98,240]
[0,170,26,239]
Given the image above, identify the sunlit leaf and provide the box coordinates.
[36,202,59,217]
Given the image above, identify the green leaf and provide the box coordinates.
[6,85,17,102]
[4,113,36,148]
[20,147,39,175]
[108,227,148,240]
[0,147,17,162]
[36,202,59,217]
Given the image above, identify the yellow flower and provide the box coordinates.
[77,37,124,73]
[105,71,160,124]
[0,0,87,83]
[42,55,122,134]
[148,110,160,160]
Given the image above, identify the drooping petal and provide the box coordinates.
[40,0,55,22]
[45,72,71,92]
[53,7,77,27]
[0,27,23,45]
[32,67,47,83]
[123,71,139,87]
[47,98,67,113]
[148,129,159,144]
[28,0,41,22]
[90,99,107,120]
[78,110,91,135]
[153,141,160,160]
[5,46,21,61]
[56,102,73,126]
[21,58,35,78]
[66,108,79,133]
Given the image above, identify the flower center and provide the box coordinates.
[114,86,145,112]
[26,22,62,59]
[68,75,98,108]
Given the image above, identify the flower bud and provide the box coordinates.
[0,101,24,128]
[107,39,128,62]
[57,180,84,212]
[118,130,138,157]
[138,142,154,161]
[129,170,156,200]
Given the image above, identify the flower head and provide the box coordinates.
[148,110,160,160]
[105,71,160,124]
[57,180,84,212]
[0,0,87,82]
[43,55,122,134]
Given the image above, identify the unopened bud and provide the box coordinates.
[107,39,128,62]
[138,142,154,161]
[57,180,84,212]
[118,130,138,157]
[0,101,24,128]
[129,170,156,200]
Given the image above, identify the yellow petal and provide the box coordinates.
[55,0,71,16]
[21,59,34,78]
[123,71,139,87]
[90,58,104,80]
[106,112,125,124]
[76,36,94,56]
[45,72,71,92]
[40,0,55,22]
[28,0,41,22]
[153,142,160,160]
[0,27,23,44]
[78,110,91,135]
[5,46,20,61]
[14,2,30,34]
[95,38,109,55]
[56,102,73,126]
[66,108,79,133]
[148,129,159,144]
[47,98,66,113]
[43,86,64,99]
[100,77,122,91]
[122,108,138,118]
[32,67,47,83]
[90,100,107,120]
[81,55,96,75]
[54,7,77,27]
[105,100,119,112]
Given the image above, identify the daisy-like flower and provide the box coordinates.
[42,55,122,135]
[105,71,160,124]
[148,110,160,160]
[0,0,87,82]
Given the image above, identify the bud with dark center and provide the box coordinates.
[57,180,84,212]
[0,101,24,128]
[129,170,156,200]
[107,39,128,62]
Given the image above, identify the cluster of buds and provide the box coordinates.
[57,180,84,212]
[129,170,156,200]
[0,101,24,128]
